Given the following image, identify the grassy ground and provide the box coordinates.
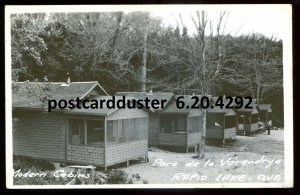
[122,130,284,184]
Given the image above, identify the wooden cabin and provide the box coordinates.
[12,81,148,170]
[158,95,205,152]
[115,91,174,146]
[116,92,205,152]
[257,104,272,127]
[66,96,148,170]
[236,99,259,135]
[206,97,237,144]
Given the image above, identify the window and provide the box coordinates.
[259,112,266,121]
[246,115,251,124]
[107,120,118,142]
[106,117,148,144]
[188,116,201,133]
[68,119,104,145]
[128,119,137,141]
[94,120,104,131]
[251,114,258,123]
[176,117,186,132]
[68,119,84,145]
[137,118,147,139]
[238,114,245,123]
[87,120,104,145]
[225,115,236,129]
[214,122,221,127]
[120,119,129,143]
[268,112,272,121]
[160,117,173,133]
[160,116,187,133]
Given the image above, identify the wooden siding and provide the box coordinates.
[67,144,104,166]
[187,132,202,147]
[224,127,236,139]
[13,111,67,161]
[206,126,224,139]
[237,123,244,130]
[244,123,259,132]
[106,107,148,120]
[206,113,224,139]
[188,108,202,117]
[158,133,187,147]
[148,113,159,146]
[105,139,147,166]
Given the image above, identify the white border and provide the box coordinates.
[5,4,293,188]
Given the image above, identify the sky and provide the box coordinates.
[147,5,291,40]
[6,5,291,40]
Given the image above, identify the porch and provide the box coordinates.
[67,116,148,169]
[237,112,259,135]
[206,112,237,143]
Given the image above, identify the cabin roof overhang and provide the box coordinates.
[257,104,272,112]
[12,81,108,110]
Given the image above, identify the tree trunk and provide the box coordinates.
[141,25,148,92]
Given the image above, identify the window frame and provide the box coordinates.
[67,117,105,146]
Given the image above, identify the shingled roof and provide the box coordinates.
[207,97,236,115]
[257,104,272,112]
[161,95,204,114]
[12,81,109,109]
[235,98,258,113]
[67,95,136,116]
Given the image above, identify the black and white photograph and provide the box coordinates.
[5,5,293,188]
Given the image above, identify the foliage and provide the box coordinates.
[13,155,144,185]
[13,155,55,171]
[106,169,133,184]
[11,11,284,126]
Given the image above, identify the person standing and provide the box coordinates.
[266,120,272,135]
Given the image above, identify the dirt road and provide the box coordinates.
[122,130,284,184]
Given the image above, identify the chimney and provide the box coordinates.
[66,72,71,84]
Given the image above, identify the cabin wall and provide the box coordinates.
[106,107,148,120]
[187,132,202,147]
[158,133,186,147]
[187,109,204,135]
[206,126,224,139]
[105,108,148,166]
[67,144,104,165]
[244,123,259,132]
[105,139,147,166]
[13,110,66,161]
[224,127,236,139]
[148,113,159,146]
[206,113,224,139]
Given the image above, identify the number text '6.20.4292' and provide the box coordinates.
[175,96,253,109]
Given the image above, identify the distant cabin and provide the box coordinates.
[116,91,174,146]
[206,97,237,144]
[116,92,205,152]
[12,81,148,170]
[235,98,259,136]
[158,95,205,152]
[257,104,272,127]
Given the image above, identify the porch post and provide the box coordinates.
[65,118,68,161]
[186,116,188,153]
[249,113,252,134]
[223,115,225,144]
[84,120,87,145]
[104,118,107,171]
